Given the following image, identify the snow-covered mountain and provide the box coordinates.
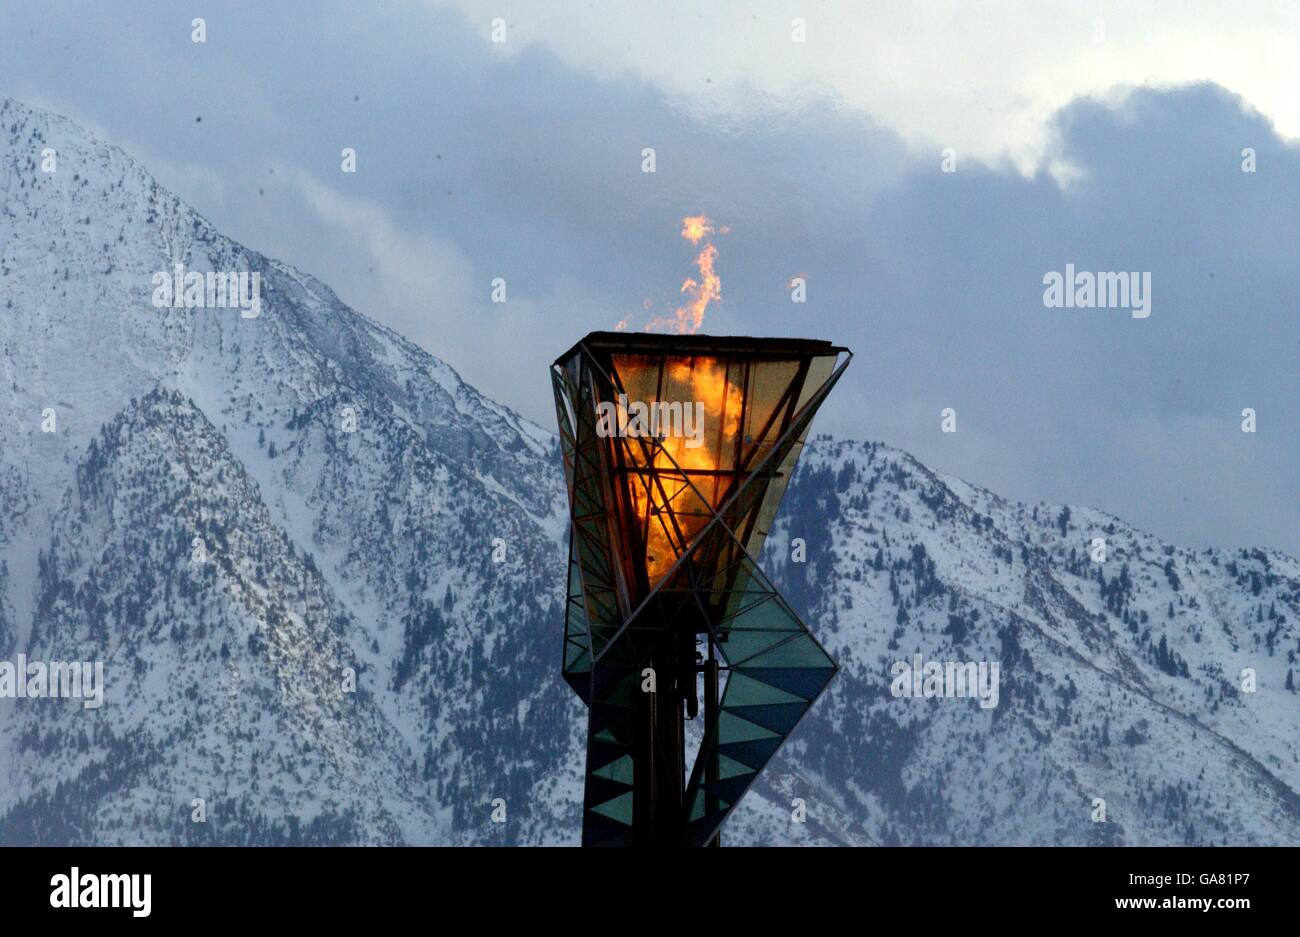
[1,97,1296,845]
[0,95,576,844]
[742,440,1300,845]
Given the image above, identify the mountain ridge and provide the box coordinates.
[2,96,1297,845]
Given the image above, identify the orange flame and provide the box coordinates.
[616,355,745,583]
[646,215,725,334]
[680,214,713,245]
[612,216,738,577]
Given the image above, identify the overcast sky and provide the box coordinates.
[1,1,1296,556]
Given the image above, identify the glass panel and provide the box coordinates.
[740,359,799,469]
[611,353,662,402]
[721,671,809,706]
[716,754,756,780]
[592,754,635,785]
[792,354,837,414]
[718,710,780,744]
[739,633,835,668]
[601,351,821,598]
[590,791,634,825]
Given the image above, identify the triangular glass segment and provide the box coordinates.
[590,792,634,825]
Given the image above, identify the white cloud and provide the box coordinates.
[291,173,608,426]
[294,172,479,325]
[441,0,1300,169]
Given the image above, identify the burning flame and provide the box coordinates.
[609,215,745,580]
[618,355,745,584]
[680,214,713,245]
[645,215,726,334]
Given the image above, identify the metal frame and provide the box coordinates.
[552,331,851,846]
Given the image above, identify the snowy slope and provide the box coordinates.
[6,389,439,843]
[733,439,1300,845]
[0,96,578,844]
[1,97,1296,845]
